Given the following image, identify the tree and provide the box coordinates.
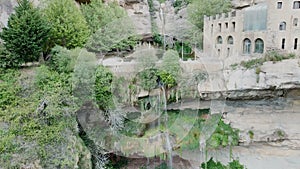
[188,0,232,30]
[43,0,90,49]
[86,16,138,54]
[158,50,181,99]
[0,0,50,66]
[81,0,126,34]
[94,65,114,111]
[160,50,181,79]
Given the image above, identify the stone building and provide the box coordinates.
[203,0,300,58]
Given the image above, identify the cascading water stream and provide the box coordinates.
[161,86,173,168]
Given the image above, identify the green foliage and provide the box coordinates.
[248,130,254,140]
[0,69,20,110]
[0,0,50,65]
[47,46,81,73]
[83,0,139,54]
[0,44,20,68]
[228,159,247,169]
[81,0,126,34]
[188,0,232,30]
[86,16,138,53]
[0,65,83,167]
[161,50,181,78]
[94,65,114,111]
[201,158,226,169]
[158,50,181,89]
[137,68,158,91]
[173,0,192,8]
[43,0,90,49]
[201,158,246,169]
[158,70,177,89]
[240,51,296,69]
[155,162,170,169]
[207,119,239,149]
[136,48,158,71]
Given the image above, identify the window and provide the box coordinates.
[227,36,234,44]
[232,22,236,31]
[218,23,221,32]
[295,38,298,50]
[231,11,236,17]
[255,38,264,53]
[293,1,300,9]
[217,36,223,44]
[293,18,298,26]
[279,22,286,30]
[282,38,285,49]
[277,2,283,9]
[243,38,251,54]
[225,22,228,29]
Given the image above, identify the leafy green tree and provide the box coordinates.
[157,50,181,100]
[161,50,181,78]
[137,68,158,91]
[0,0,50,66]
[188,0,232,30]
[81,0,126,34]
[43,0,90,49]
[86,16,138,54]
[94,65,114,111]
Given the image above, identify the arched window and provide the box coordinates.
[279,22,286,30]
[243,38,251,54]
[293,18,298,26]
[227,36,234,44]
[217,36,223,44]
[293,1,300,9]
[255,38,264,53]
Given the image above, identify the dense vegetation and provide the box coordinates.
[201,158,246,169]
[188,0,232,31]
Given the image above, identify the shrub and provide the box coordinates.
[207,119,239,148]
[137,68,158,91]
[94,65,114,111]
[47,46,81,73]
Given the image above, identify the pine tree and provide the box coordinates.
[0,0,50,66]
[44,0,90,49]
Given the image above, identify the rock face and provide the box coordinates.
[0,0,17,31]
[197,57,300,100]
[122,0,152,38]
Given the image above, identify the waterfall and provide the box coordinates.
[161,86,173,168]
[165,132,173,169]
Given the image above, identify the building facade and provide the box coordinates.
[203,0,300,58]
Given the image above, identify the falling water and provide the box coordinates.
[199,137,207,169]
[161,86,173,168]
[165,132,173,169]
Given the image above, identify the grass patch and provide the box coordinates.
[240,51,296,69]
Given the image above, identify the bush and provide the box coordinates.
[207,119,239,148]
[94,65,114,111]
[47,46,80,73]
[137,68,159,91]
[81,0,126,34]
[201,158,246,169]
